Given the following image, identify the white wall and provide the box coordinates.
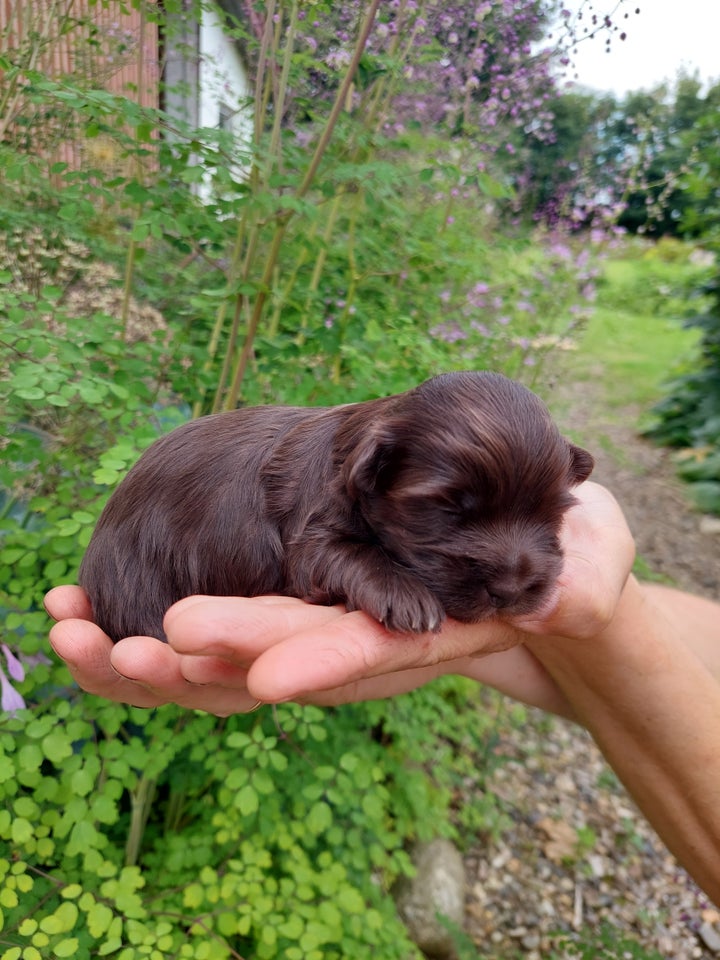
[198,5,253,150]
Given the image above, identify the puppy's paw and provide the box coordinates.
[351,575,446,635]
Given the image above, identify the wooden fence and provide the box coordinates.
[0,0,160,169]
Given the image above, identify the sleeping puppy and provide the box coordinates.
[79,370,593,642]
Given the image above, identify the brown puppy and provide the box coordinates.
[79,371,593,641]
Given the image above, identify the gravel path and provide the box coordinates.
[462,378,720,958]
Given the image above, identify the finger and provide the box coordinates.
[164,595,348,667]
[512,482,635,639]
[110,638,261,714]
[291,662,461,706]
[176,654,250,687]
[44,585,94,622]
[246,609,518,703]
[49,619,167,708]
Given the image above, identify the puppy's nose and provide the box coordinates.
[486,567,544,609]
[487,585,525,609]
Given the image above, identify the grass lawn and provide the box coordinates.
[563,248,707,419]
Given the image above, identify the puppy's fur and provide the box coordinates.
[79,371,593,641]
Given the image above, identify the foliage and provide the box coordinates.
[507,90,619,226]
[614,77,720,238]
[0,0,612,954]
[641,96,720,512]
[509,74,720,235]
[0,678,502,958]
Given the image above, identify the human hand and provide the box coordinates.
[45,481,634,715]
[45,586,516,713]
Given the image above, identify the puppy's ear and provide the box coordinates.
[568,442,594,484]
[343,424,401,500]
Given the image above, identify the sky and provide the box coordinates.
[557,0,720,96]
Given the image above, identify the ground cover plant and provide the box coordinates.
[0,0,711,957]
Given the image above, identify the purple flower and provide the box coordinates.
[469,320,490,336]
[2,644,25,682]
[430,323,467,343]
[1,645,30,713]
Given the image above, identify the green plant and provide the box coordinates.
[0,694,445,957]
[639,93,720,511]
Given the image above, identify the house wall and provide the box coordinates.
[0,0,160,168]
[197,4,252,144]
[1,0,252,183]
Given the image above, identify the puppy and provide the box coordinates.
[79,371,593,641]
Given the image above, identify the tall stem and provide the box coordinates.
[125,775,156,867]
[223,0,382,406]
[224,216,289,409]
[120,238,136,338]
[296,0,382,201]
[268,1,299,175]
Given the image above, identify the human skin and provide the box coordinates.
[46,482,630,715]
[525,580,720,905]
[45,481,720,901]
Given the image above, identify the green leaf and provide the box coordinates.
[53,939,80,958]
[0,887,18,908]
[87,902,114,937]
[98,937,123,956]
[131,221,151,242]
[41,731,74,763]
[93,467,122,485]
[251,769,274,795]
[306,801,332,835]
[13,797,39,819]
[71,768,96,797]
[235,784,259,816]
[278,915,304,939]
[55,901,79,931]
[182,883,205,909]
[44,558,69,580]
[11,818,33,845]
[14,387,46,401]
[17,744,43,773]
[60,884,83,899]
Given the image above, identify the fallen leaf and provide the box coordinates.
[537,817,578,863]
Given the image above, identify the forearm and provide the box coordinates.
[453,645,577,720]
[526,575,720,904]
